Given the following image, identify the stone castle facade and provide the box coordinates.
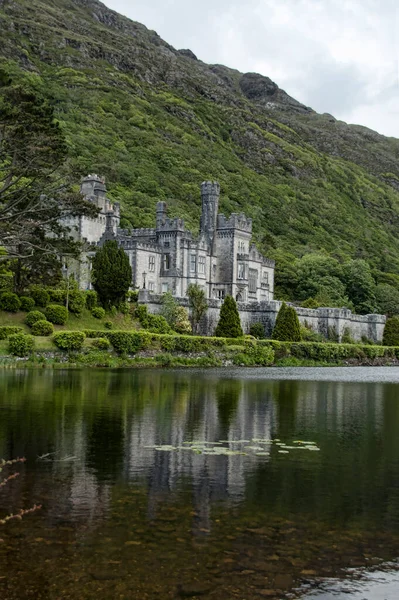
[70,174,275,302]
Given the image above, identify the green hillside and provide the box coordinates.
[1,0,399,302]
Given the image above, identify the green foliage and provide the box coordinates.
[53,331,86,351]
[0,325,24,340]
[174,306,192,334]
[30,287,50,308]
[91,241,132,308]
[91,306,106,319]
[19,296,35,312]
[383,317,399,346]
[300,323,325,342]
[85,290,98,310]
[31,320,54,336]
[135,304,172,333]
[249,323,265,339]
[68,290,86,315]
[127,291,139,303]
[272,302,301,341]
[327,326,339,343]
[341,327,355,344]
[107,331,149,354]
[25,310,46,326]
[160,293,190,333]
[215,296,243,338]
[301,298,321,309]
[92,337,110,350]
[48,289,65,303]
[232,344,274,366]
[187,284,208,333]
[119,301,130,315]
[342,260,377,314]
[46,304,68,325]
[375,284,399,317]
[8,333,34,357]
[0,292,21,312]
[104,320,113,329]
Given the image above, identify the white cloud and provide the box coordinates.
[103,0,399,137]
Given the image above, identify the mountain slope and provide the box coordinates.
[1,0,399,290]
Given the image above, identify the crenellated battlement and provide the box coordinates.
[217,213,253,233]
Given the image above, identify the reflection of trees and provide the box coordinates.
[216,379,241,440]
[273,380,299,438]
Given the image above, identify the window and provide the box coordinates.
[198,256,205,274]
[163,254,170,270]
[262,271,269,283]
[164,242,170,248]
[162,283,168,294]
[238,241,246,253]
[149,281,155,292]
[149,255,155,272]
[249,269,258,293]
[214,289,225,300]
[237,262,245,279]
[190,254,197,273]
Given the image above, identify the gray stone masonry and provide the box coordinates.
[138,291,386,344]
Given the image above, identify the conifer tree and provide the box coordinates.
[272,302,301,341]
[382,316,399,346]
[215,295,243,338]
[91,241,132,308]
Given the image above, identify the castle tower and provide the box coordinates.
[80,174,107,210]
[200,181,220,238]
[156,201,167,229]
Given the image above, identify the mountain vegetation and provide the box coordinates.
[1,0,399,310]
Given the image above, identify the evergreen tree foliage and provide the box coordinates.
[187,284,208,333]
[0,69,97,289]
[342,260,377,314]
[215,295,243,338]
[375,284,399,317]
[272,302,301,341]
[91,241,132,308]
[382,317,399,346]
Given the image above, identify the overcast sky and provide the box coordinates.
[103,0,399,138]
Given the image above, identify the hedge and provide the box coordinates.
[257,339,399,361]
[8,333,35,357]
[46,304,68,325]
[31,320,54,336]
[0,326,24,340]
[25,310,47,327]
[0,292,21,312]
[107,331,151,354]
[53,331,86,351]
[19,296,35,312]
[92,337,110,350]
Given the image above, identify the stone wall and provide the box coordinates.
[138,292,386,343]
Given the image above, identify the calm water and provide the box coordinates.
[0,367,399,599]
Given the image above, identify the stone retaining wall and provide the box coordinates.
[138,291,386,343]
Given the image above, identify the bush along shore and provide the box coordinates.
[1,329,399,368]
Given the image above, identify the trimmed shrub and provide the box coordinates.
[31,320,54,336]
[83,329,108,338]
[92,337,110,350]
[30,286,49,307]
[25,310,46,327]
[8,333,35,357]
[104,320,113,329]
[19,296,35,312]
[215,296,243,338]
[136,305,173,334]
[383,317,399,346]
[272,303,301,342]
[108,331,149,354]
[46,304,68,325]
[0,292,21,312]
[53,331,85,351]
[68,290,86,315]
[249,323,265,339]
[0,326,24,340]
[48,289,65,303]
[92,307,106,319]
[85,290,97,310]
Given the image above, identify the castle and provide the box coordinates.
[70,174,275,302]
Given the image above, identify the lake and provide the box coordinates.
[0,367,399,599]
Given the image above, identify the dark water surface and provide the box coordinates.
[0,367,399,599]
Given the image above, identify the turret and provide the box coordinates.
[200,181,220,238]
[80,174,107,209]
[156,201,167,229]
